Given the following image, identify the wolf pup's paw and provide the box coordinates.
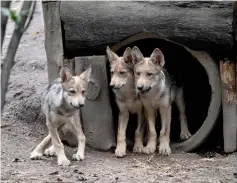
[30,151,43,160]
[115,145,126,158]
[133,144,144,153]
[159,142,171,156]
[58,157,71,166]
[143,144,156,154]
[180,130,191,140]
[44,146,56,157]
[72,153,84,161]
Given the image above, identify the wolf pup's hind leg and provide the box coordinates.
[176,88,191,140]
[30,134,51,160]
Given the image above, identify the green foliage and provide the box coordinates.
[1,8,29,25]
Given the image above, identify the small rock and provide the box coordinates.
[57,177,63,182]
[12,158,20,162]
[77,175,87,181]
[49,171,59,175]
[234,173,237,178]
[74,169,83,174]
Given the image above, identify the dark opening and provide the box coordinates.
[110,38,212,144]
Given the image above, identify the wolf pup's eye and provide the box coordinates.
[110,71,114,75]
[81,90,85,95]
[147,72,153,76]
[119,71,125,75]
[136,72,140,76]
[69,89,76,94]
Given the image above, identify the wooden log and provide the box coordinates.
[71,56,115,151]
[60,1,233,59]
[42,0,64,84]
[233,2,237,43]
[220,59,237,153]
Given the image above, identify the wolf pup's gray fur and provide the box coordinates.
[107,47,145,158]
[132,46,191,156]
[30,65,92,166]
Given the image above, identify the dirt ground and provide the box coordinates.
[1,1,236,183]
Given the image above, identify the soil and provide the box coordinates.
[1,1,236,183]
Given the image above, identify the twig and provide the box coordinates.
[23,0,36,32]
[0,124,11,128]
[1,1,35,110]
[147,154,155,163]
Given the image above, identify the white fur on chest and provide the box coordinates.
[141,90,170,109]
[117,99,142,114]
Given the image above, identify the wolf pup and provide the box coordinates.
[131,46,191,155]
[30,65,92,166]
[106,47,145,158]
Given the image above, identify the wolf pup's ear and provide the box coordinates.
[123,47,132,65]
[106,46,119,63]
[60,65,72,82]
[131,46,144,65]
[150,48,165,68]
[80,65,92,83]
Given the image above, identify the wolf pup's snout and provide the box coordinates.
[137,85,144,91]
[110,83,124,89]
[70,102,84,109]
[110,83,115,88]
[137,85,151,94]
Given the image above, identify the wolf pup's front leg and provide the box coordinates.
[46,121,71,166]
[143,104,157,154]
[133,109,145,153]
[115,109,129,157]
[69,114,86,161]
[158,106,171,156]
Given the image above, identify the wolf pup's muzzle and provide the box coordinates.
[137,85,151,94]
[70,103,84,109]
[110,83,124,90]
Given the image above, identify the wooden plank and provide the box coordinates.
[220,59,237,153]
[220,59,237,104]
[74,56,115,150]
[42,1,64,84]
[64,58,75,76]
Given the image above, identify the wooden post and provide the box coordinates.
[73,56,115,151]
[42,0,64,84]
[220,59,237,153]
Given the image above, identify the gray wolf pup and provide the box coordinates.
[107,46,145,158]
[131,46,191,155]
[30,65,92,166]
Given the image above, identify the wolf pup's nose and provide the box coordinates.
[110,84,115,88]
[79,104,84,108]
[137,86,144,91]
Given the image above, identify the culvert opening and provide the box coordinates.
[110,38,212,146]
